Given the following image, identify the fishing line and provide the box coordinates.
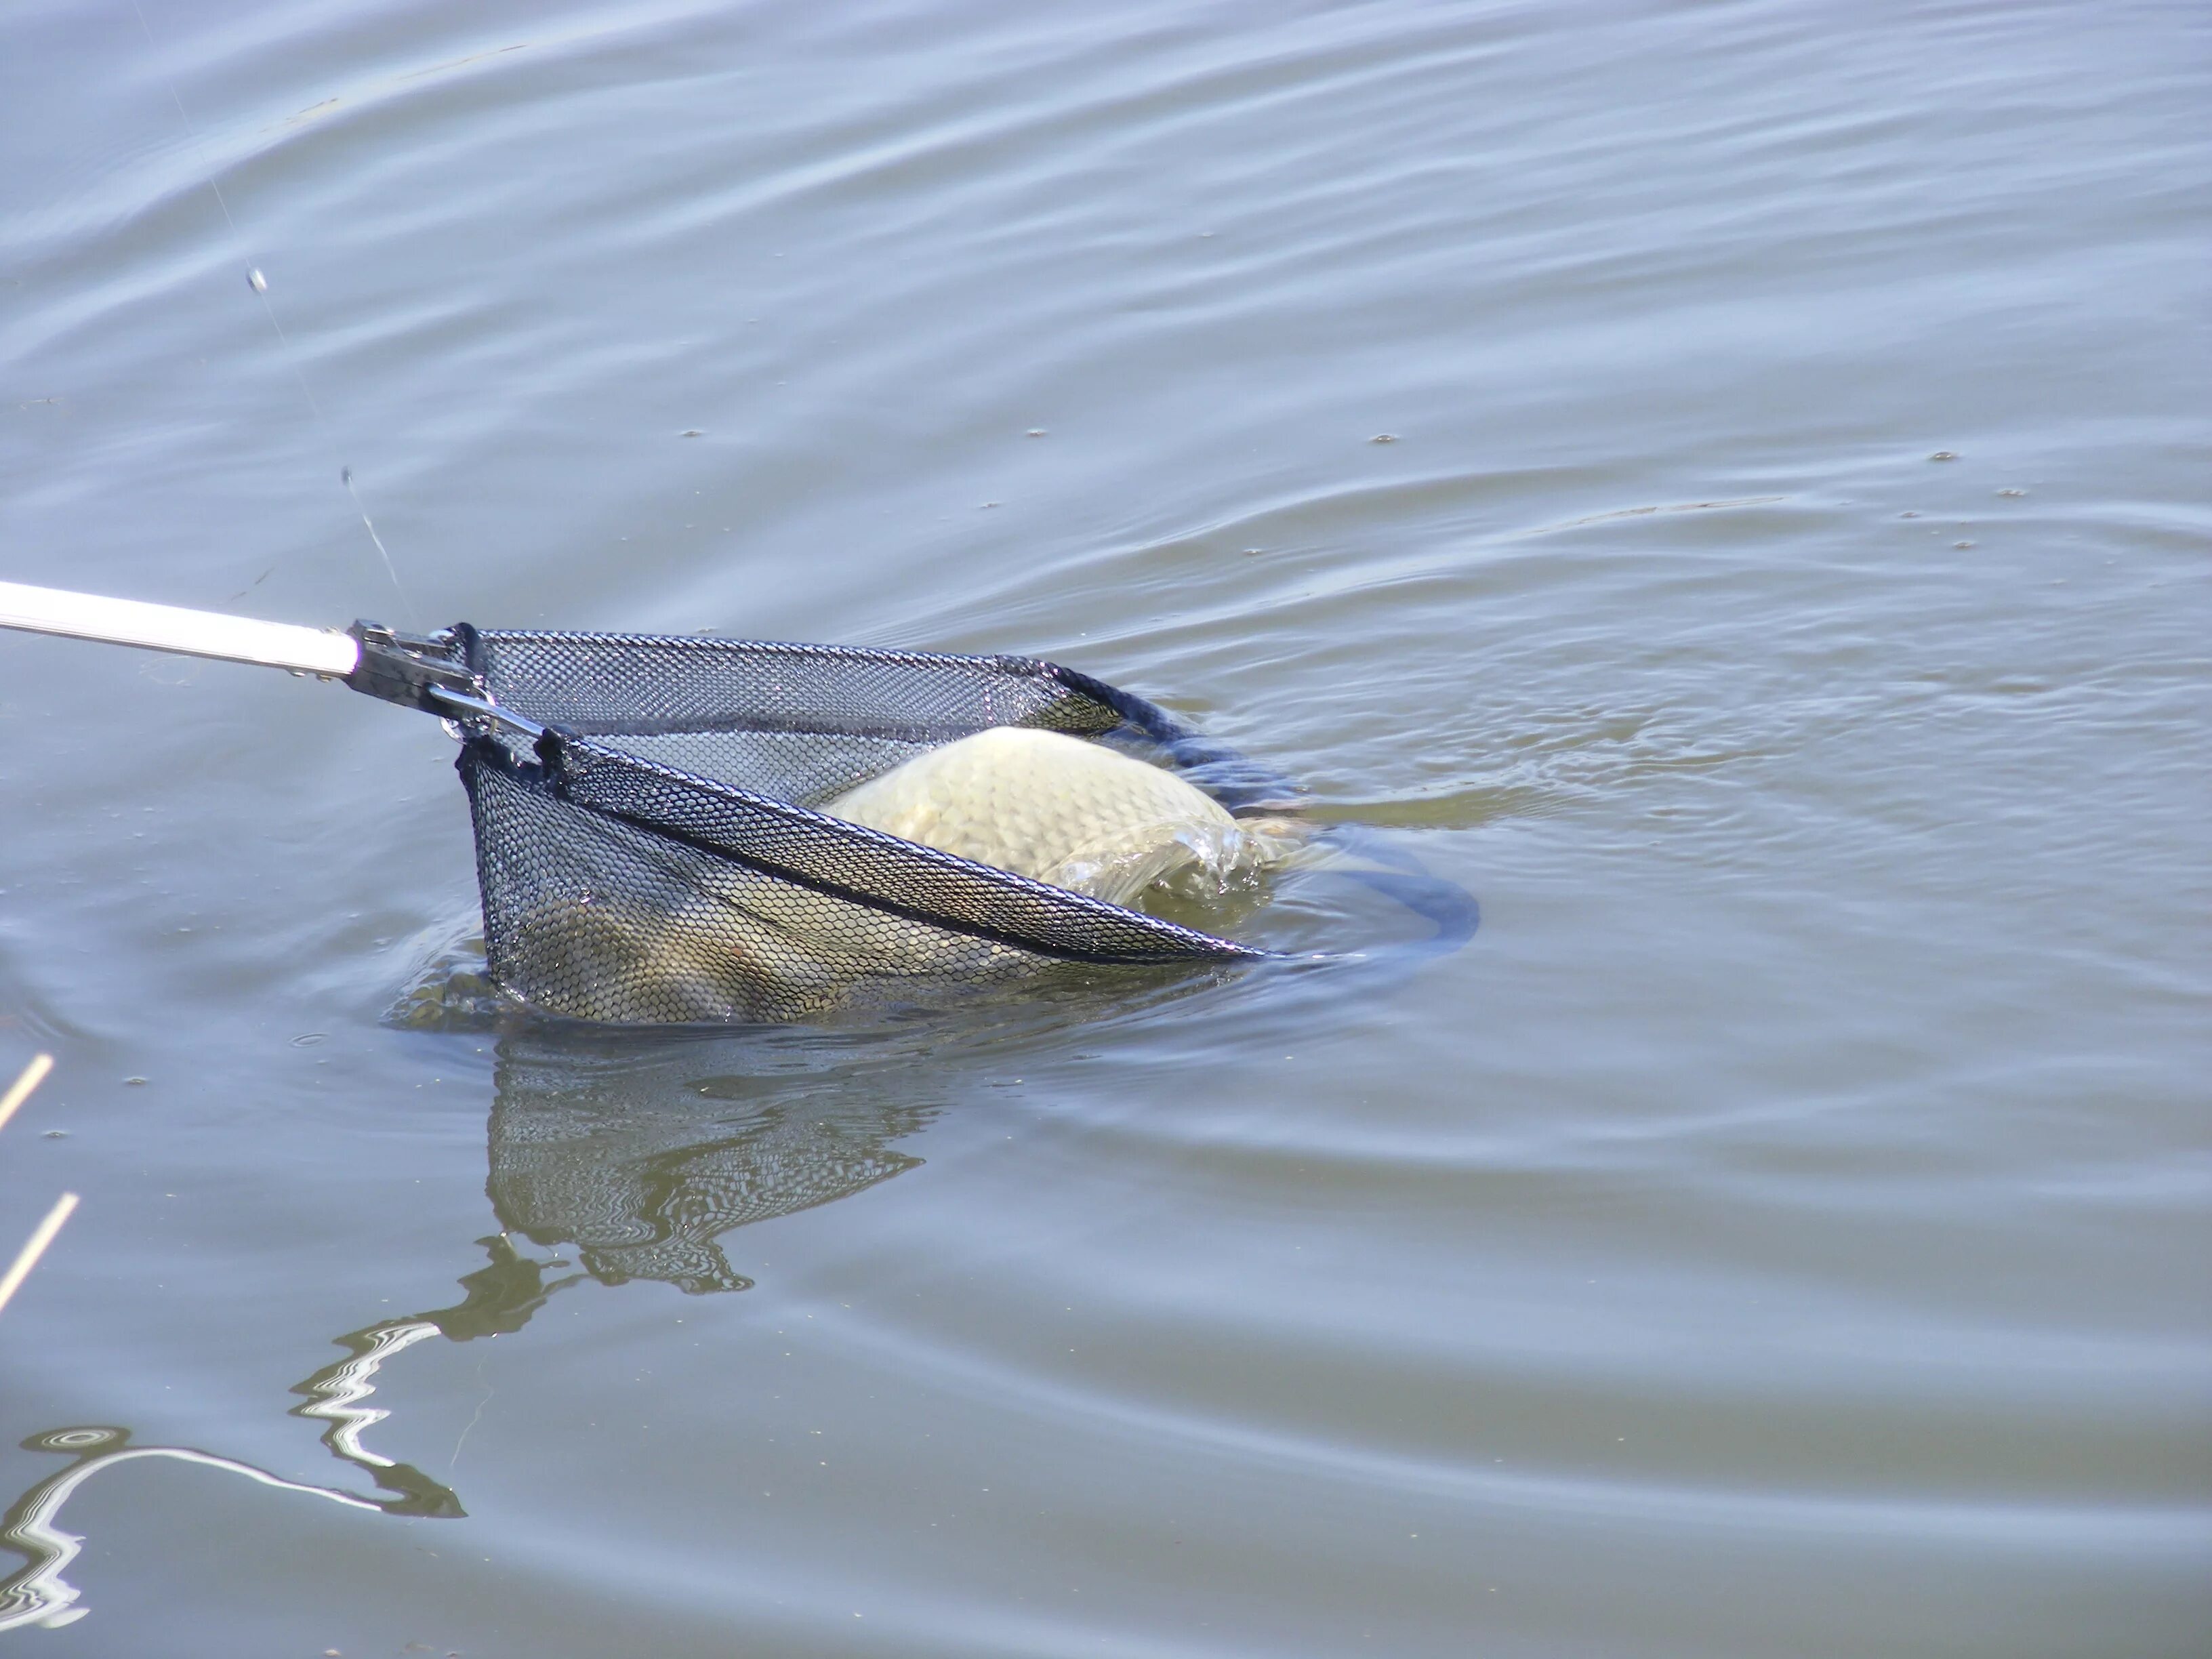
[129,0,416,624]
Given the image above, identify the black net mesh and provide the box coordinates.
[447,628,1267,1025]
[466,629,1127,802]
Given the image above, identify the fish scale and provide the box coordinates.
[825,726,1239,905]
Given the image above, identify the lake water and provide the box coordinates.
[1,1,2207,1653]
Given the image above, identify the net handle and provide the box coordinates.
[0,580,359,677]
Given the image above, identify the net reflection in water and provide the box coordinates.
[485,1032,937,1294]
[0,1029,943,1633]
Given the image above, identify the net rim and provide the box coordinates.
[471,626,1071,680]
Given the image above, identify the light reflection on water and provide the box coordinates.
[1,1430,387,1633]
[3,1026,960,1630]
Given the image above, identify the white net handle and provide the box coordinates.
[0,580,358,676]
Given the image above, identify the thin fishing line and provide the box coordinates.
[129,0,416,625]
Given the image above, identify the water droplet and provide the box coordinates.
[247,268,268,293]
[1370,432,1399,444]
[1928,450,1959,462]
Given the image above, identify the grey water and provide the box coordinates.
[2,1,2207,1653]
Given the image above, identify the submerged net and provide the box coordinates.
[434,626,1278,1025]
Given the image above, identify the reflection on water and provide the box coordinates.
[487,1040,933,1294]
[0,1427,392,1633]
[1,1027,943,1633]
[286,1242,556,1520]
[12,938,1463,1635]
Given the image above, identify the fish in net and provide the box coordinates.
[1,583,1473,1027]
[443,624,1308,1024]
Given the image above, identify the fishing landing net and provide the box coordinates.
[358,622,1290,1025]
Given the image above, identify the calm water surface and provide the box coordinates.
[2,1,2207,1654]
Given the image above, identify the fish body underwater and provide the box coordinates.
[501,726,1303,1022]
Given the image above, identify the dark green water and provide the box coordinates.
[1,1,2206,1653]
